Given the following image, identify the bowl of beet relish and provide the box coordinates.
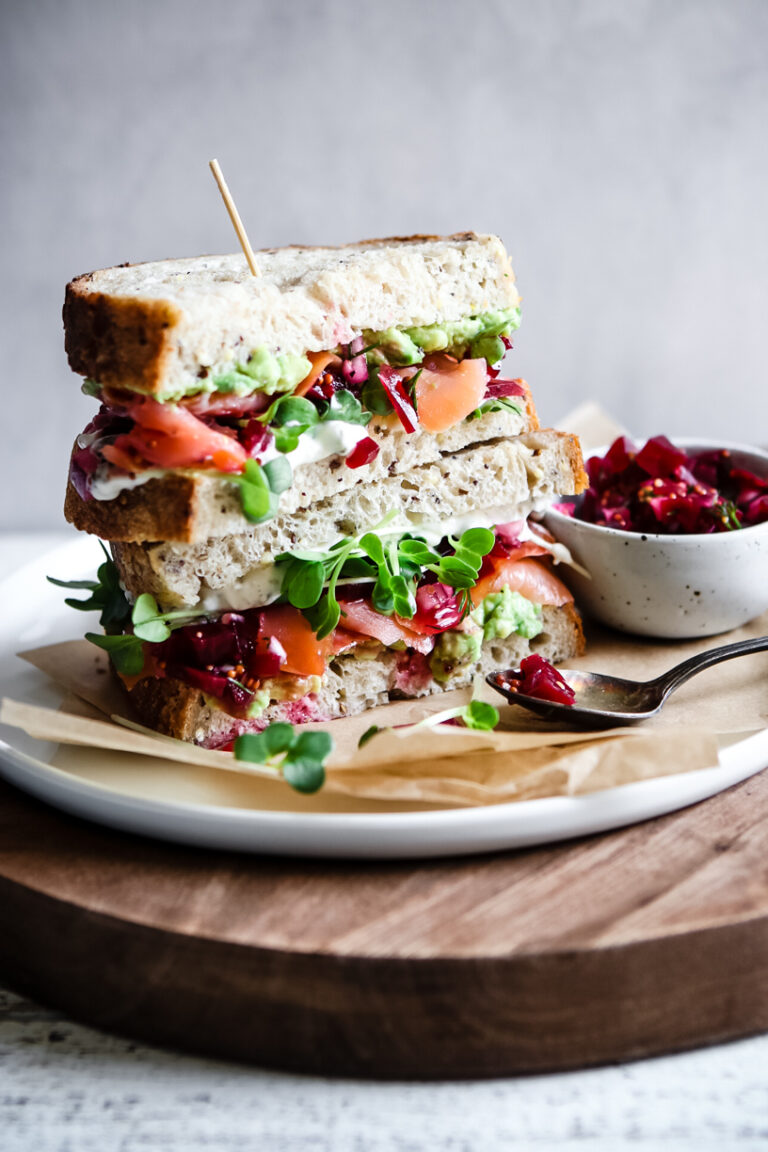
[544,435,768,638]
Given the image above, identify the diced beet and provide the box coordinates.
[376,366,418,433]
[483,379,526,400]
[413,583,464,634]
[161,622,241,668]
[577,435,768,534]
[72,446,100,476]
[342,354,369,385]
[247,635,286,678]
[603,435,636,473]
[635,435,687,478]
[240,420,274,458]
[68,458,92,501]
[173,665,232,700]
[501,653,576,706]
[345,436,380,469]
[492,521,525,555]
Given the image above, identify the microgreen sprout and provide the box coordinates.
[277,522,495,638]
[412,698,500,731]
[228,458,293,523]
[50,552,207,676]
[234,723,332,793]
[47,543,132,634]
[357,680,499,748]
[468,396,524,421]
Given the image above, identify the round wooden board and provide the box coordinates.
[1,769,768,1079]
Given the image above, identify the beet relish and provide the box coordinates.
[500,654,576,706]
[151,612,286,713]
[574,436,768,534]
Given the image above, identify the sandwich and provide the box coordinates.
[58,232,587,747]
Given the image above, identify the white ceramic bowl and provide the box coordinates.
[543,438,768,639]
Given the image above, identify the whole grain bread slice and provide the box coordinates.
[112,430,587,608]
[65,393,539,544]
[126,602,584,747]
[64,232,520,397]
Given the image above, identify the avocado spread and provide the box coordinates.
[94,306,521,403]
[429,628,482,684]
[470,588,543,641]
[364,306,521,367]
[213,349,312,399]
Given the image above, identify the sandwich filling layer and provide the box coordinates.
[60,518,577,745]
[70,308,524,523]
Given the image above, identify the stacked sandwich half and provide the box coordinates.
[61,233,587,747]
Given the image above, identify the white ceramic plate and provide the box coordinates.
[1,537,767,859]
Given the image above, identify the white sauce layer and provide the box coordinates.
[89,468,166,502]
[262,421,371,469]
[87,421,370,502]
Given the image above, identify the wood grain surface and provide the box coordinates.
[1,762,768,1079]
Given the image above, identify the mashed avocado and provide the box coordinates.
[100,306,521,404]
[470,588,543,641]
[246,688,270,718]
[214,348,312,398]
[429,628,482,684]
[364,306,521,367]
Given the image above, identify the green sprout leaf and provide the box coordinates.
[263,456,293,494]
[238,459,272,522]
[84,632,146,677]
[328,390,371,426]
[458,527,495,555]
[467,396,523,421]
[234,723,331,793]
[131,593,172,643]
[48,544,132,635]
[361,374,394,416]
[284,559,326,609]
[358,724,384,748]
[413,677,500,733]
[462,699,500,730]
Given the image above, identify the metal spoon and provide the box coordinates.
[487,636,768,728]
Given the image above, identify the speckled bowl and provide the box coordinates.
[543,438,768,639]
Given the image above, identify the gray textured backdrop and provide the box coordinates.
[2,0,767,529]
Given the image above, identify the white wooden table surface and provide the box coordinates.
[2,533,768,1152]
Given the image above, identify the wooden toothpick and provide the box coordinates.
[208,158,261,277]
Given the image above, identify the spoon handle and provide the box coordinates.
[647,635,768,703]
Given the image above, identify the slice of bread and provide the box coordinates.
[65,392,539,545]
[64,233,520,397]
[126,603,584,748]
[112,430,587,608]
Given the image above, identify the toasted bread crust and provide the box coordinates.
[63,286,182,393]
[64,469,201,542]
